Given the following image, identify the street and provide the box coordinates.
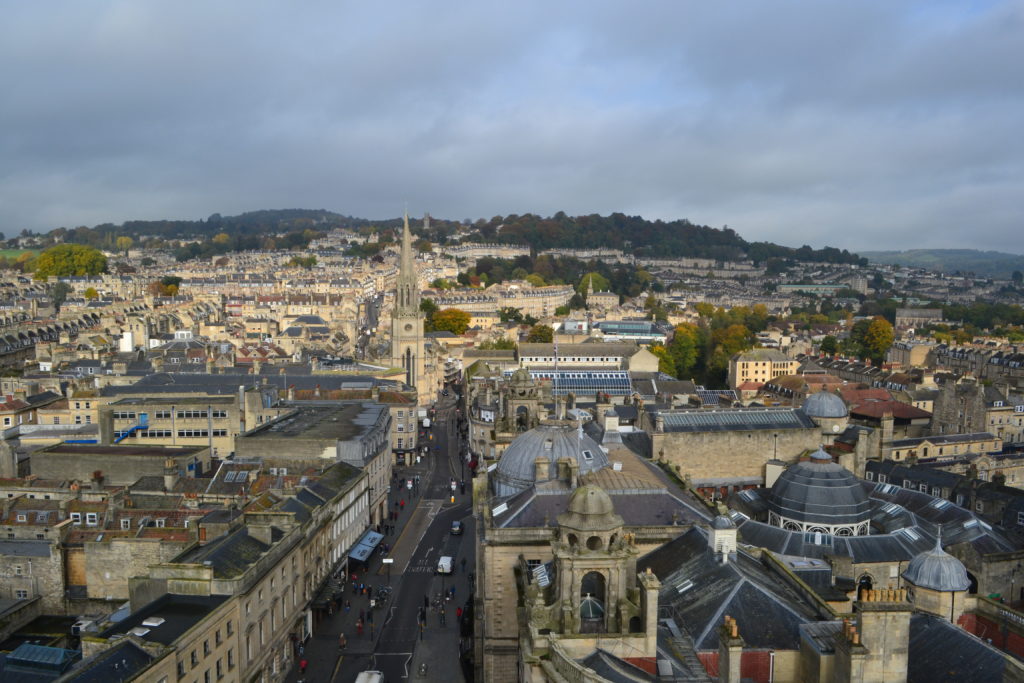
[289,389,473,683]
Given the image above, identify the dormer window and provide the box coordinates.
[85,513,98,526]
[70,512,82,524]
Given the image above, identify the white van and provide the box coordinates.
[437,555,453,574]
[355,672,384,683]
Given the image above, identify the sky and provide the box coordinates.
[1,1,1022,253]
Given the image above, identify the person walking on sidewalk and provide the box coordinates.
[461,557,467,573]
[338,633,347,650]
[299,659,308,675]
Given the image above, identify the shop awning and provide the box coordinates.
[348,529,384,562]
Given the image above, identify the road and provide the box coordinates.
[336,391,473,682]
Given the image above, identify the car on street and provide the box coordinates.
[450,520,463,536]
[437,555,454,574]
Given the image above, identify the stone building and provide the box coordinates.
[728,348,801,392]
[474,419,710,681]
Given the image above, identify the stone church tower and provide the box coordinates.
[390,213,426,391]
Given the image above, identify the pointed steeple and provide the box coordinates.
[397,211,420,314]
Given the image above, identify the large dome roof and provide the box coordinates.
[902,542,971,592]
[558,485,623,531]
[492,422,608,498]
[767,448,870,527]
[801,391,848,419]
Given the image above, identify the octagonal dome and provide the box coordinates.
[767,447,870,529]
[492,422,607,498]
[801,391,848,419]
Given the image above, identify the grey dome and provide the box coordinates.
[711,515,736,530]
[902,543,971,592]
[767,448,870,526]
[801,391,848,419]
[492,422,608,498]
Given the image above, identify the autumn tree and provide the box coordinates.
[83,287,98,300]
[115,236,134,254]
[432,308,471,335]
[668,323,703,379]
[863,316,895,365]
[33,244,107,280]
[526,324,554,343]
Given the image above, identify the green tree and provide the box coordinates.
[115,236,134,254]
[33,244,107,280]
[668,323,702,378]
[478,338,517,350]
[420,299,439,332]
[140,257,156,267]
[83,287,99,300]
[526,324,554,343]
[649,344,677,377]
[49,281,72,311]
[579,272,610,295]
[432,308,471,335]
[499,307,524,324]
[554,305,570,316]
[819,335,838,355]
[525,273,546,287]
[286,255,317,269]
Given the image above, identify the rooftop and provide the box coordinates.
[241,403,385,442]
[99,593,228,646]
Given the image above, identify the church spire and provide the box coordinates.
[397,211,420,314]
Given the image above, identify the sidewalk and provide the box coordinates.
[284,456,436,682]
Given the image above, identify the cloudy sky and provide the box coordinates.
[1,2,1021,252]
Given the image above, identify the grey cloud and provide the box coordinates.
[0,1,1021,252]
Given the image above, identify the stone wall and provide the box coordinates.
[85,537,193,601]
[653,427,822,485]
[30,450,210,486]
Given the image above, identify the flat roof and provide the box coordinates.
[39,444,208,457]
[242,403,384,442]
[110,396,236,406]
[99,594,228,646]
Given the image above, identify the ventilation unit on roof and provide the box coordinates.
[674,579,694,594]
[141,617,165,627]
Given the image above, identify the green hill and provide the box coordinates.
[860,249,1024,279]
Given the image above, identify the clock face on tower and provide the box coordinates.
[404,323,413,332]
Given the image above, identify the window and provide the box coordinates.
[70,512,82,524]
[85,415,91,424]
[211,429,227,437]
[866,471,874,481]
[155,410,172,419]
[86,513,98,526]
[204,640,210,656]
[878,474,888,484]
[16,514,26,522]
[75,415,82,425]
[227,649,234,669]
[1017,511,1024,526]
[211,410,228,419]
[177,429,209,438]
[177,410,210,419]
[112,411,137,420]
[178,661,186,679]
[215,630,221,646]
[976,502,984,512]
[53,416,60,424]
[226,620,233,636]
[191,651,198,667]
[216,661,223,679]
[204,671,210,683]
[121,519,131,530]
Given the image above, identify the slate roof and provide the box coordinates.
[173,526,279,578]
[577,650,658,682]
[639,528,822,651]
[908,612,1005,682]
[657,408,816,432]
[63,639,154,683]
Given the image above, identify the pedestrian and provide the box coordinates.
[298,645,304,657]
[357,620,364,636]
[299,658,308,674]
[359,608,365,622]
[450,585,456,598]
[424,595,429,609]
[456,606,463,619]
[461,557,467,573]
[440,607,446,626]
[339,633,347,650]
[345,600,351,614]
[352,581,358,595]
[400,499,405,510]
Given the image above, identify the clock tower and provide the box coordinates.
[390,212,426,392]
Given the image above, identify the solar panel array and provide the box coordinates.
[503,369,633,396]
